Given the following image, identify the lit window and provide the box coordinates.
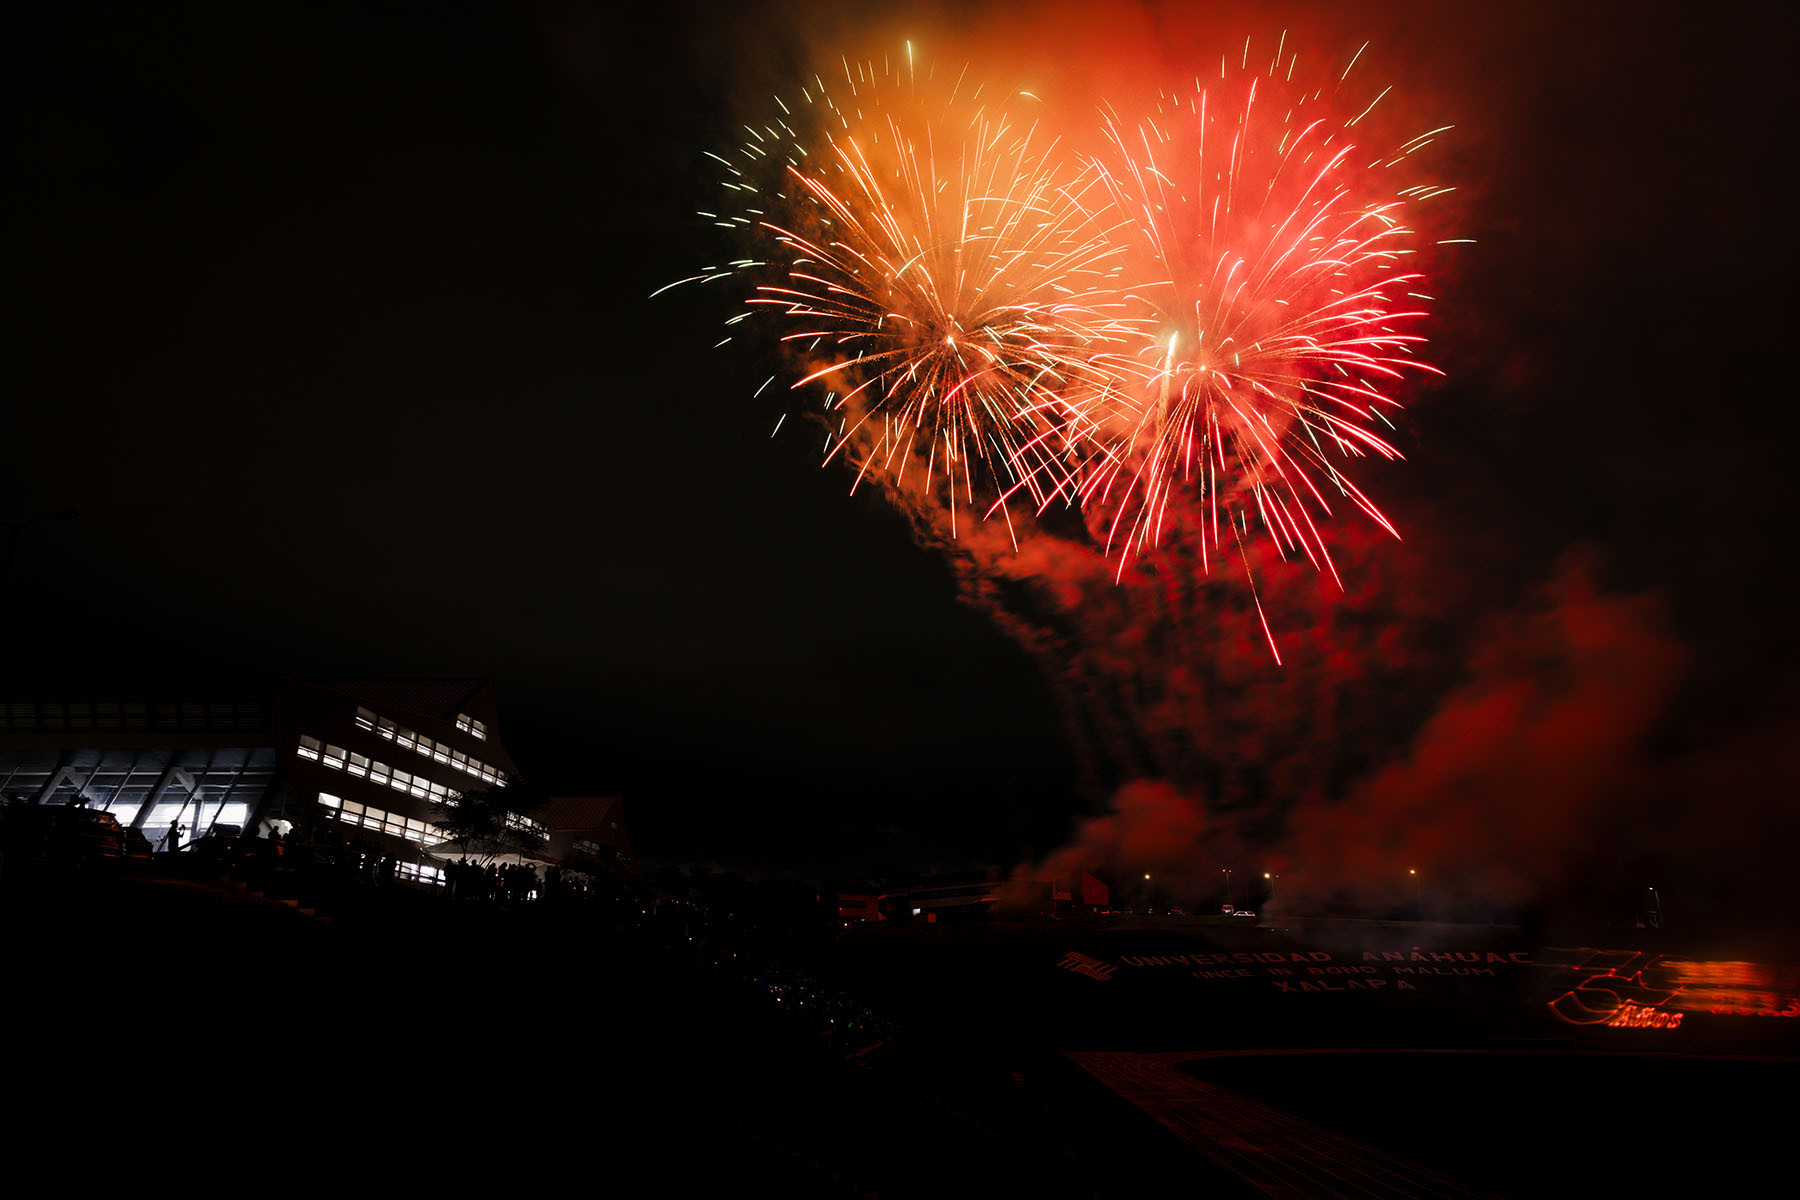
[354,707,376,731]
[297,735,321,761]
[348,753,369,778]
[369,761,390,787]
[319,793,342,810]
[323,745,347,770]
[376,718,396,741]
[341,801,363,817]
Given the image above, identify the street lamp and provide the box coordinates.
[1410,868,1422,914]
[1648,886,1663,929]
[1222,868,1233,906]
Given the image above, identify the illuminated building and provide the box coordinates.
[1,679,282,850]
[281,679,523,883]
[1,677,522,883]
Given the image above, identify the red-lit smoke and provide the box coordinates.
[692,7,1748,915]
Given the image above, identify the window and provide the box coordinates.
[348,753,369,778]
[354,707,376,732]
[297,735,322,761]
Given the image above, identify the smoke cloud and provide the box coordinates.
[708,3,1794,918]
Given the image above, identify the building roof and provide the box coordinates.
[304,680,495,727]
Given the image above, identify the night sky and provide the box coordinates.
[14,1,1796,899]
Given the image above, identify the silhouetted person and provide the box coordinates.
[163,822,184,854]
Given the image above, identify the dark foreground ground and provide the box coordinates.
[8,866,1795,1197]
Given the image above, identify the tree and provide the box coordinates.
[429,782,549,865]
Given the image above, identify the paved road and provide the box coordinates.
[1066,1051,1499,1199]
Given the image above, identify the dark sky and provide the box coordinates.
[14,1,1796,887]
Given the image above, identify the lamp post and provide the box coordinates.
[1222,868,1233,908]
[1648,886,1663,929]
[1410,868,1421,915]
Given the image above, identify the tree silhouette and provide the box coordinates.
[429,782,548,865]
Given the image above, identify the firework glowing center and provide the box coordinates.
[669,39,1461,659]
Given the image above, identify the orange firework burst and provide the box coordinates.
[680,50,1128,537]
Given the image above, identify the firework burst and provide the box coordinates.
[1051,42,1454,616]
[663,38,1460,659]
[686,51,1129,536]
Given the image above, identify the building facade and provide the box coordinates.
[2,677,527,883]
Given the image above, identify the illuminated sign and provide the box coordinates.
[1058,951,1118,982]
[1545,949,1800,1030]
[1605,1002,1684,1029]
[1547,950,1689,1030]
